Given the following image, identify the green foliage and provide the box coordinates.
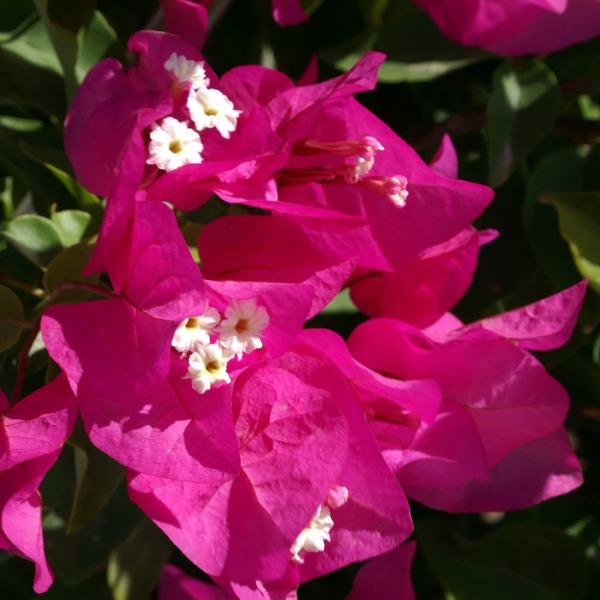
[0,283,25,351]
[417,519,588,600]
[322,0,488,83]
[107,516,173,600]
[487,62,561,187]
[542,192,600,295]
[2,214,64,268]
[67,419,126,534]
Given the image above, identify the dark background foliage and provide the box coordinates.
[1,0,599,598]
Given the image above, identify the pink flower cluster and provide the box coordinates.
[1,30,585,598]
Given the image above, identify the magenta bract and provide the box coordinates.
[271,0,308,26]
[349,227,497,328]
[42,201,205,401]
[200,215,359,317]
[413,0,600,55]
[80,354,240,483]
[346,540,416,600]
[347,311,581,512]
[128,350,410,588]
[0,376,77,593]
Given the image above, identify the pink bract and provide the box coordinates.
[0,375,77,593]
[221,55,493,269]
[349,227,497,328]
[161,0,211,50]
[346,540,416,600]
[205,279,314,356]
[128,351,410,588]
[200,215,359,317]
[347,311,581,511]
[271,0,308,26]
[423,280,588,350]
[79,354,240,483]
[42,201,205,401]
[159,564,233,600]
[412,0,600,55]
[459,279,588,350]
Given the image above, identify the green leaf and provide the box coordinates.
[417,520,588,600]
[33,2,120,101]
[0,175,13,219]
[34,0,80,101]
[0,123,76,215]
[19,142,104,219]
[45,164,104,221]
[20,140,75,176]
[0,284,24,352]
[322,2,488,83]
[42,446,142,586]
[107,515,173,600]
[0,45,66,120]
[319,288,359,314]
[0,0,37,44]
[77,10,120,83]
[50,209,98,247]
[46,0,97,34]
[524,146,585,290]
[66,419,126,535]
[43,238,99,301]
[2,214,64,268]
[488,62,561,187]
[541,191,600,295]
[1,18,62,74]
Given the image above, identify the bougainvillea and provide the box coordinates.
[0,1,598,598]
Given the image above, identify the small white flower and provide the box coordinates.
[289,505,334,564]
[217,298,269,359]
[172,306,221,354]
[164,52,209,89]
[185,343,233,394]
[187,87,241,139]
[147,117,203,172]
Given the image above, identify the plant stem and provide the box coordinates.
[11,320,40,405]
[0,271,45,298]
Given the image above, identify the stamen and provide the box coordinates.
[292,137,384,160]
[358,175,409,207]
[275,168,409,207]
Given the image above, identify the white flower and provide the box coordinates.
[217,298,269,359]
[185,343,233,394]
[289,505,334,564]
[187,87,241,139]
[172,306,221,354]
[147,117,203,172]
[164,52,209,89]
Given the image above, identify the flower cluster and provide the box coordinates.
[1,28,586,599]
